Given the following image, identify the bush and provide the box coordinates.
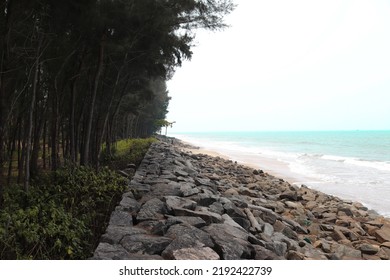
[1,137,155,259]
[0,166,126,259]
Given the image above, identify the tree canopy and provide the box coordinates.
[0,0,234,196]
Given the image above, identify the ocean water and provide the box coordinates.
[171,131,390,217]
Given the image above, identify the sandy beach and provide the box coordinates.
[171,133,390,218]
[177,139,312,187]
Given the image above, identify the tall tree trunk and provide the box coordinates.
[97,55,128,164]
[30,66,44,179]
[134,114,141,138]
[69,53,84,164]
[0,0,13,203]
[0,47,5,184]
[69,81,77,163]
[105,121,112,160]
[7,116,19,185]
[75,93,87,164]
[17,125,26,184]
[42,120,47,169]
[50,90,58,171]
[81,34,105,166]
[50,49,76,170]
[61,122,66,159]
[24,37,42,192]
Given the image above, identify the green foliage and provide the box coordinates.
[0,138,157,259]
[0,137,154,259]
[0,0,234,187]
[102,137,156,170]
[0,167,126,259]
[155,119,174,131]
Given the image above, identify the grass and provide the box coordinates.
[102,137,157,170]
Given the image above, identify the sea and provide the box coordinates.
[170,131,390,217]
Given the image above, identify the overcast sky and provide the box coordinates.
[166,0,390,132]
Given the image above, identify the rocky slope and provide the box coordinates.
[93,138,390,260]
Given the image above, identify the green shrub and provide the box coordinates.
[1,138,155,259]
[0,166,126,259]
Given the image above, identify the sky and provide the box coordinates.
[166,0,390,132]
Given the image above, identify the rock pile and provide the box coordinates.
[93,138,390,260]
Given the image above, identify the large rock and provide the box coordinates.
[109,210,133,227]
[160,171,178,181]
[253,245,284,260]
[94,241,164,260]
[146,163,160,175]
[166,216,207,228]
[193,193,219,207]
[194,177,214,187]
[337,206,353,217]
[165,223,214,248]
[280,191,299,201]
[209,202,225,215]
[161,233,215,260]
[287,250,305,260]
[375,227,390,243]
[260,211,278,225]
[171,247,220,260]
[174,169,189,177]
[270,232,300,252]
[223,201,247,219]
[222,214,248,232]
[331,244,362,260]
[381,247,390,259]
[172,207,223,224]
[231,216,251,231]
[285,201,302,209]
[262,223,274,237]
[224,188,239,196]
[358,243,380,255]
[320,224,334,231]
[282,226,298,240]
[301,245,328,260]
[203,223,254,259]
[163,196,197,211]
[264,241,287,257]
[141,182,182,199]
[120,234,172,255]
[101,225,147,245]
[150,219,182,235]
[331,228,348,241]
[273,220,286,232]
[183,160,199,176]
[381,241,390,249]
[93,243,130,260]
[238,186,258,197]
[179,183,199,197]
[137,198,168,221]
[118,196,141,213]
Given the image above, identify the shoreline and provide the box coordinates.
[173,135,389,218]
[177,139,301,183]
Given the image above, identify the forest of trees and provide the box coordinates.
[0,0,234,197]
